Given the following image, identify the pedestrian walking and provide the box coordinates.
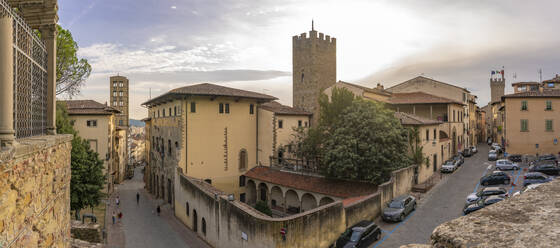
[118,212,123,220]
[115,196,120,206]
[112,211,116,224]
[156,205,161,216]
[136,192,140,205]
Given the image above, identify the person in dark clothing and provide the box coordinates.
[156,205,161,216]
[136,192,140,205]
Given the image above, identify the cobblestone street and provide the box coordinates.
[106,166,210,248]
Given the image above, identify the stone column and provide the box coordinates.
[0,13,14,148]
[40,24,57,135]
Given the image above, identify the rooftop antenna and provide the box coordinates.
[538,68,543,83]
[312,19,314,31]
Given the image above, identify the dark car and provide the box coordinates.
[463,195,505,215]
[480,171,511,186]
[453,154,464,166]
[335,220,382,248]
[508,154,523,162]
[523,172,553,187]
[382,195,416,222]
[529,161,560,176]
[462,148,472,157]
[530,154,558,166]
[465,186,508,204]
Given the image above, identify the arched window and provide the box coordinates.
[168,140,171,155]
[186,202,189,216]
[175,141,179,148]
[239,149,248,171]
[202,218,206,236]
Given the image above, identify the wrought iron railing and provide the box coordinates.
[269,156,320,175]
[1,0,49,138]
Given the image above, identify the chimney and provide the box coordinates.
[376,83,384,90]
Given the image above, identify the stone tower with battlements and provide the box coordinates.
[490,76,505,103]
[292,24,336,125]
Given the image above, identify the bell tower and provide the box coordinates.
[490,70,505,103]
[292,22,336,125]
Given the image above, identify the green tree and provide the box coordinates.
[56,25,92,97]
[408,126,426,165]
[321,100,411,184]
[56,102,105,220]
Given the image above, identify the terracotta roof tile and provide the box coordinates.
[244,166,377,198]
[388,76,470,93]
[337,81,392,96]
[60,100,120,115]
[394,112,441,125]
[143,83,277,106]
[511,81,540,86]
[502,89,560,99]
[260,101,312,115]
[388,92,464,105]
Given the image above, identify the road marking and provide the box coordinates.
[509,169,522,194]
[473,166,492,194]
[371,210,416,248]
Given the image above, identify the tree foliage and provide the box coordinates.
[408,126,426,165]
[255,201,272,216]
[56,25,92,97]
[56,102,105,219]
[321,100,411,184]
[290,87,411,184]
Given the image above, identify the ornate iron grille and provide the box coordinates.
[1,0,48,138]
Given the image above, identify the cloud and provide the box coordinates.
[171,6,177,9]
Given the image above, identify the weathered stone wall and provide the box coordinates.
[344,193,381,228]
[0,134,72,248]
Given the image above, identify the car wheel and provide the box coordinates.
[505,179,510,184]
[400,214,405,221]
[376,231,381,241]
[483,181,489,186]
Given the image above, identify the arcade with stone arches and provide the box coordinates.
[245,179,338,216]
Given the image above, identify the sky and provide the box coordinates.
[58,0,560,119]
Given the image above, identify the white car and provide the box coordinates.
[470,146,478,153]
[440,160,458,173]
[495,159,519,170]
[512,183,543,197]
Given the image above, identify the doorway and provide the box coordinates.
[433,154,437,172]
[193,210,198,232]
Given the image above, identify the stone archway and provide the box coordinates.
[319,196,335,206]
[270,186,283,209]
[285,190,300,213]
[246,180,257,205]
[301,193,318,212]
[258,183,269,203]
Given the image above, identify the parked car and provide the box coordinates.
[462,148,473,157]
[488,150,498,161]
[523,172,553,187]
[480,171,511,186]
[508,154,522,162]
[529,161,560,176]
[441,160,458,173]
[463,195,505,215]
[334,220,382,248]
[530,154,558,166]
[491,143,502,154]
[453,154,464,165]
[470,146,478,153]
[382,195,416,222]
[466,186,508,204]
[512,183,544,197]
[495,159,519,171]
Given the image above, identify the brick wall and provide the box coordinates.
[0,134,72,248]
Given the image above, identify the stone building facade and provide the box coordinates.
[292,26,336,125]
[110,76,130,127]
[0,135,72,247]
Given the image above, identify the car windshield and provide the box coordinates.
[388,201,403,208]
[444,161,454,165]
[489,151,496,155]
[350,231,362,242]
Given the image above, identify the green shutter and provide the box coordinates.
[546,120,553,131]
[521,101,528,110]
[521,119,528,132]
[546,101,552,110]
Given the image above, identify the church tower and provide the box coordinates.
[292,22,336,125]
[490,70,505,103]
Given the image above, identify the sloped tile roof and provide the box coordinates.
[511,81,540,86]
[143,83,277,106]
[337,81,392,96]
[244,166,377,198]
[60,100,120,115]
[388,92,464,105]
[502,89,560,99]
[394,112,441,125]
[260,101,312,116]
[388,76,470,93]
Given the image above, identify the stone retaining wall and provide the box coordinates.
[0,135,72,248]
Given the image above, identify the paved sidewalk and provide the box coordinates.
[106,166,210,248]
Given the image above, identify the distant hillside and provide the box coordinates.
[129,119,146,127]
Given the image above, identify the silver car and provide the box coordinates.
[470,146,478,153]
[466,186,508,204]
[495,159,519,170]
[440,160,458,173]
[488,150,498,161]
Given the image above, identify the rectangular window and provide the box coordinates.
[119,91,123,96]
[521,119,528,132]
[225,103,230,114]
[119,101,123,106]
[240,193,246,203]
[174,106,177,116]
[191,102,196,113]
[521,101,528,111]
[219,103,224,113]
[169,108,172,116]
[426,129,429,140]
[239,175,246,187]
[298,120,302,127]
[453,110,456,122]
[119,82,123,87]
[546,101,552,110]
[113,101,117,106]
[119,120,123,126]
[434,129,437,140]
[113,91,117,96]
[278,120,283,129]
[546,120,553,132]
[87,120,97,127]
[249,104,254,115]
